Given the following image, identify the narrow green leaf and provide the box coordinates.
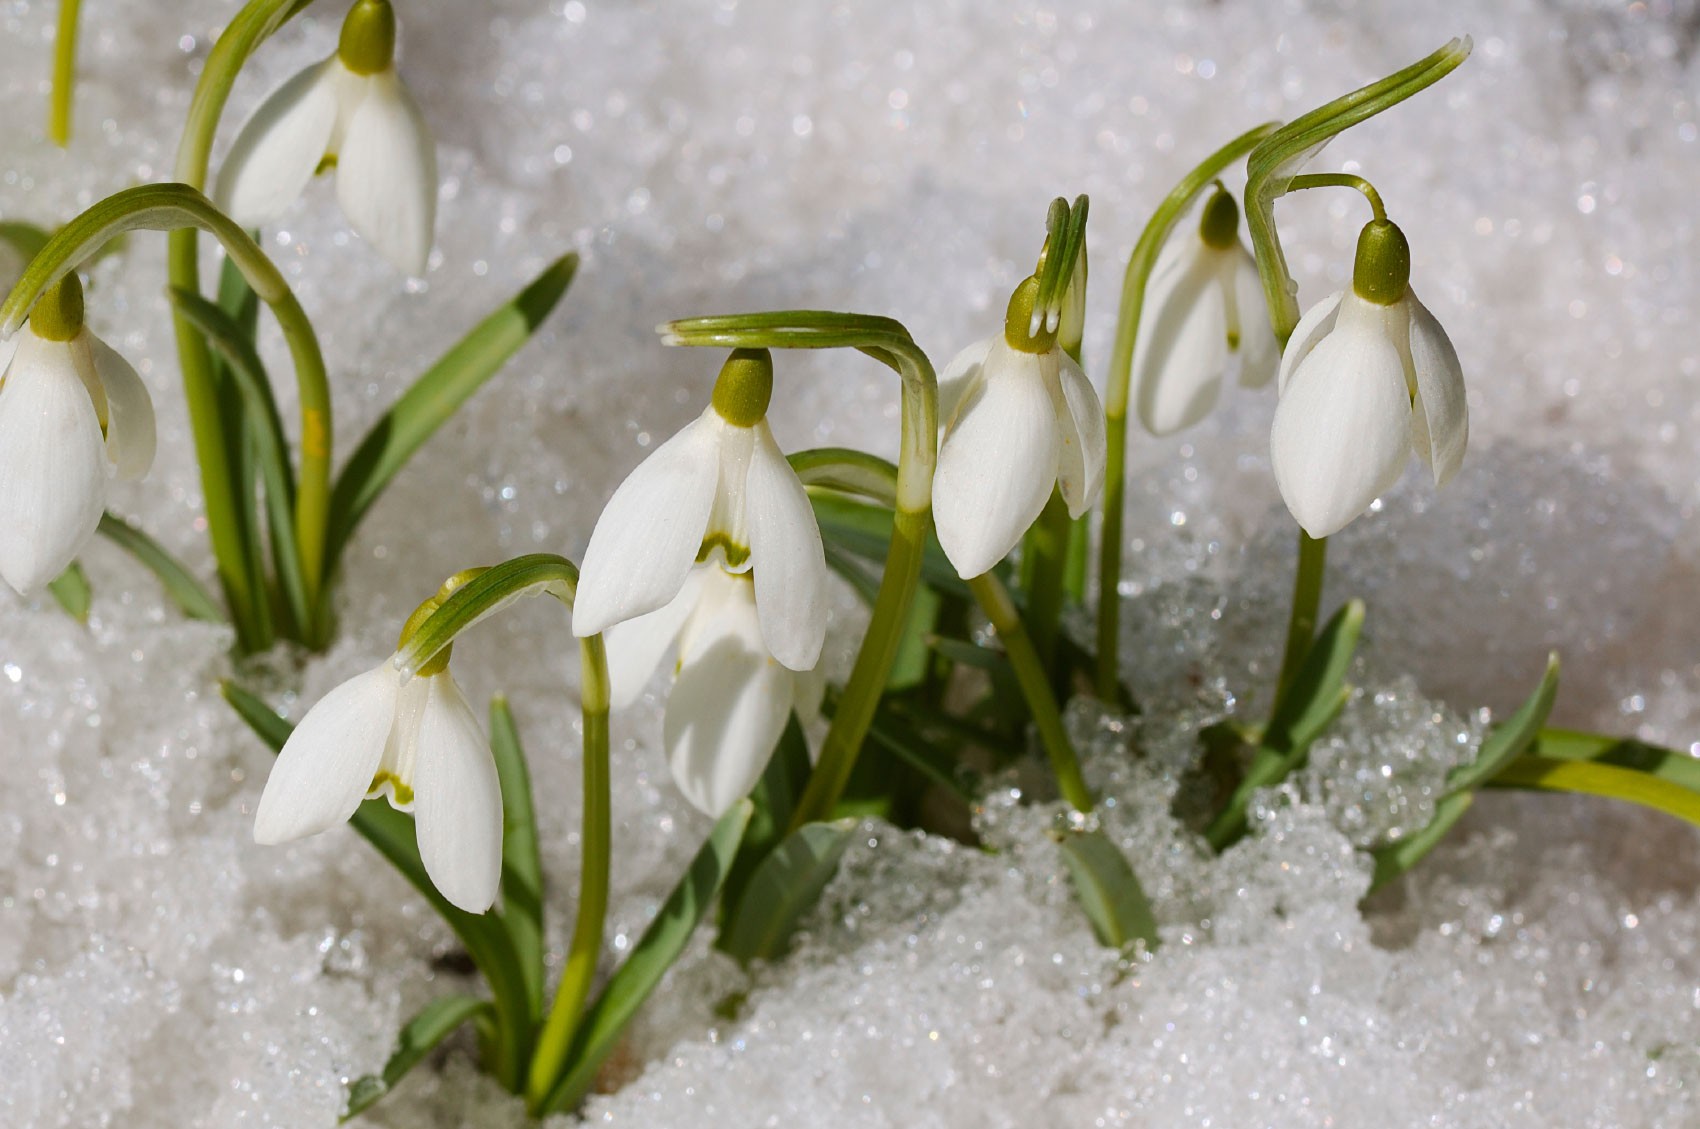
[1486,755,1700,828]
[537,801,753,1116]
[1532,728,1700,794]
[326,253,579,561]
[343,995,493,1120]
[0,221,51,259]
[866,704,977,803]
[1367,791,1473,894]
[1059,828,1159,950]
[488,695,544,1019]
[928,634,1013,675]
[722,716,812,922]
[96,513,226,624]
[1443,652,1560,797]
[47,561,92,623]
[887,583,941,692]
[220,680,534,1086]
[810,491,974,598]
[719,819,856,963]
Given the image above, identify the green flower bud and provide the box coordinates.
[1197,185,1240,251]
[1351,219,1411,306]
[1003,276,1057,354]
[339,0,398,76]
[29,274,85,342]
[711,348,774,427]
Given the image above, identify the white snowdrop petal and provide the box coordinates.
[413,674,503,913]
[1277,289,1344,396]
[86,331,156,480]
[0,340,109,594]
[253,664,399,845]
[664,634,793,817]
[936,335,994,428]
[1403,290,1469,486]
[1269,325,1413,539]
[573,412,721,637]
[1051,352,1108,518]
[216,60,341,228]
[744,423,828,670]
[335,73,438,275]
[602,568,705,710]
[1132,240,1229,436]
[0,332,19,377]
[932,341,1061,578]
[1232,246,1279,388]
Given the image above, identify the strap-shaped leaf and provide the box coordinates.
[536,801,753,1116]
[719,819,857,963]
[722,716,812,924]
[489,695,544,1020]
[1531,728,1700,793]
[47,562,92,623]
[97,513,226,624]
[1486,756,1700,828]
[326,253,578,562]
[810,491,975,598]
[343,995,493,1120]
[1059,828,1159,950]
[1442,653,1559,797]
[1367,791,1473,894]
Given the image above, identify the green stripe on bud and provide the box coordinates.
[711,347,773,427]
[339,0,397,76]
[29,273,84,342]
[1198,184,1240,250]
[1351,219,1410,306]
[1003,276,1056,354]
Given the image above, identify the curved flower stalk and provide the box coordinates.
[573,348,828,674]
[216,0,436,274]
[1131,185,1276,436]
[0,274,155,594]
[254,579,502,913]
[1270,218,1467,538]
[606,565,825,816]
[934,276,1107,579]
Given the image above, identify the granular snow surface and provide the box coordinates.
[1,1,1698,1126]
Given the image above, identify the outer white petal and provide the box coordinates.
[573,412,720,637]
[936,335,994,428]
[83,331,156,480]
[1269,299,1412,538]
[664,624,793,817]
[744,421,828,670]
[1132,239,1228,436]
[335,72,438,275]
[413,674,503,913]
[1276,289,1344,396]
[0,331,19,376]
[253,664,399,845]
[1231,245,1279,388]
[0,337,108,594]
[215,60,341,228]
[1402,290,1469,487]
[602,567,705,709]
[1050,351,1107,518]
[932,339,1061,578]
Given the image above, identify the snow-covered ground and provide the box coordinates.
[1,0,1697,1125]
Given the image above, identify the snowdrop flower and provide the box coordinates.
[1131,186,1277,435]
[573,348,828,674]
[1270,218,1467,538]
[933,277,1107,578]
[215,0,436,274]
[253,637,502,914]
[0,274,155,595]
[605,565,824,817]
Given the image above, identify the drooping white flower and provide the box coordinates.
[933,277,1107,579]
[215,0,436,275]
[1131,187,1277,436]
[253,656,503,913]
[1270,218,1468,539]
[573,348,828,673]
[605,565,824,817]
[0,274,155,595]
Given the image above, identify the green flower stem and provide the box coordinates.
[1095,123,1279,702]
[968,571,1093,813]
[660,314,938,830]
[0,183,334,642]
[166,0,318,648]
[395,555,615,1109]
[1274,531,1328,701]
[1021,489,1072,677]
[1282,173,1387,223]
[48,0,81,147]
[1243,39,1468,701]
